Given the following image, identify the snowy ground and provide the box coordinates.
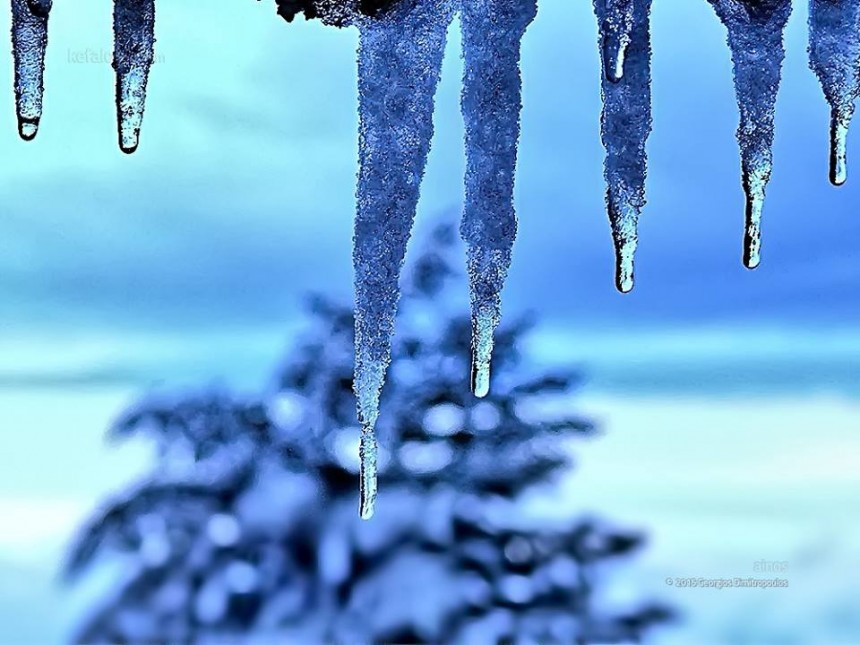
[1,327,858,644]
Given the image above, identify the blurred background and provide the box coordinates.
[0,0,858,643]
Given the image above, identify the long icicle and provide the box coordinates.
[707,0,791,269]
[113,0,156,154]
[353,0,455,519]
[809,0,860,186]
[11,0,52,140]
[594,0,653,293]
[461,0,537,398]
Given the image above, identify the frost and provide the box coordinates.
[353,0,455,519]
[708,0,792,269]
[809,0,860,186]
[11,0,52,140]
[461,0,537,397]
[114,0,156,153]
[594,0,652,293]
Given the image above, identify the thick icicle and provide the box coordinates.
[594,0,653,293]
[113,0,156,154]
[353,0,455,519]
[707,0,791,269]
[809,0,860,186]
[461,0,537,398]
[11,0,52,140]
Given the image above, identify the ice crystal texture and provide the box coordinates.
[11,0,52,140]
[594,0,652,293]
[461,0,537,397]
[809,0,860,186]
[113,0,156,153]
[708,0,792,269]
[353,0,455,519]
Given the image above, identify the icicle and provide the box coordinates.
[707,0,791,269]
[353,0,455,519]
[113,0,156,154]
[594,0,652,293]
[809,0,860,186]
[11,0,52,140]
[461,0,537,399]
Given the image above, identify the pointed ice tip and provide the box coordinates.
[831,166,847,187]
[120,133,140,155]
[615,252,635,294]
[359,495,375,520]
[830,114,849,187]
[471,360,491,398]
[18,119,39,141]
[616,274,634,293]
[743,228,762,269]
[743,185,764,271]
[358,430,377,520]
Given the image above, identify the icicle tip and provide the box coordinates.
[614,248,636,293]
[17,118,39,141]
[119,132,140,155]
[358,429,377,520]
[829,114,849,186]
[471,359,491,399]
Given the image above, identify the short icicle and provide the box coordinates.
[11,0,52,140]
[114,0,156,154]
[707,0,792,269]
[594,0,653,293]
[461,0,537,399]
[809,0,860,186]
[353,0,455,518]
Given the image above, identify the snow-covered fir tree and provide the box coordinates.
[64,224,673,644]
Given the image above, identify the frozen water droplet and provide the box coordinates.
[708,0,791,269]
[18,118,39,141]
[11,0,51,141]
[595,0,652,293]
[353,0,455,518]
[114,0,156,154]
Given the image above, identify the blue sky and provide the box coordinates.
[1,0,858,344]
[0,0,857,395]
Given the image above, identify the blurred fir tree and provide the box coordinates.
[64,224,672,644]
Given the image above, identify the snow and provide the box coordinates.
[809,0,860,186]
[11,0,51,140]
[594,0,652,293]
[113,0,156,153]
[353,0,456,518]
[707,0,792,269]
